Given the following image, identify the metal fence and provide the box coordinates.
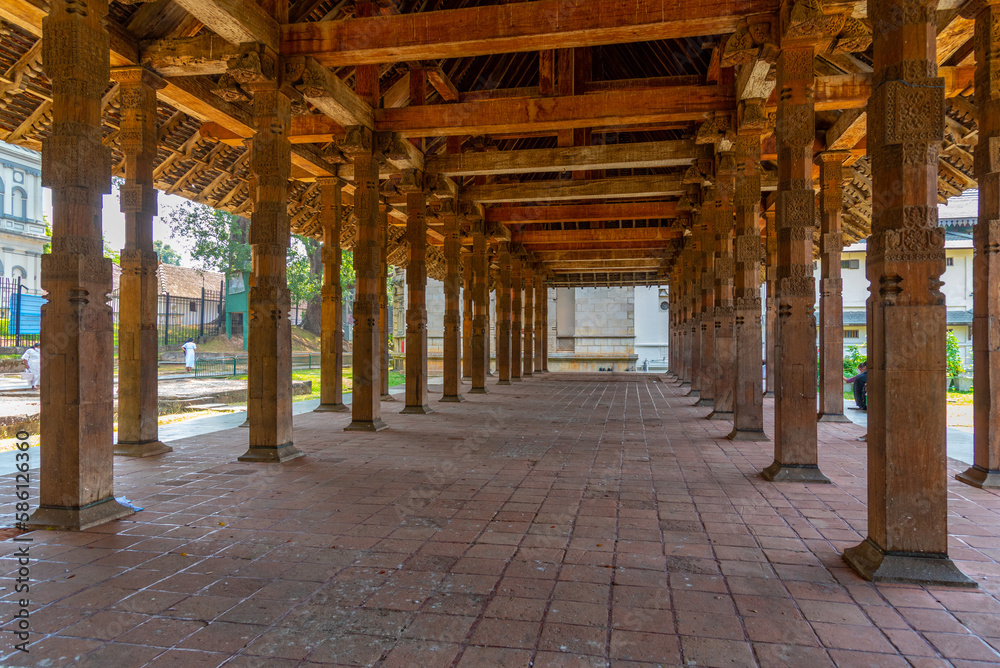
[111,286,225,347]
[0,277,40,348]
[194,353,323,378]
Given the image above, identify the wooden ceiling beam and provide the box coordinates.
[465,175,687,204]
[514,227,678,246]
[427,140,698,177]
[545,259,660,271]
[281,0,777,67]
[171,0,279,51]
[487,202,678,224]
[377,85,733,136]
[535,249,665,261]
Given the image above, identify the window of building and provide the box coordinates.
[841,259,860,269]
[844,329,860,339]
[11,267,26,280]
[946,257,954,267]
[189,301,198,312]
[12,187,27,219]
[0,176,4,217]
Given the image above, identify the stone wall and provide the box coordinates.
[548,287,637,372]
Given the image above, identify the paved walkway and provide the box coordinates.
[1,373,999,667]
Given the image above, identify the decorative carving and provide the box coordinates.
[832,17,873,54]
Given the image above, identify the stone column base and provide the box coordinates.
[763,391,775,398]
[706,411,732,421]
[380,393,396,402]
[818,413,851,423]
[497,380,512,386]
[238,443,305,463]
[957,465,1000,489]
[843,538,975,587]
[27,497,134,532]
[400,405,433,415]
[678,381,690,388]
[440,394,465,403]
[761,461,830,483]
[468,387,489,395]
[115,440,172,458]
[685,388,700,397]
[695,397,714,407]
[728,429,769,442]
[523,371,533,377]
[314,403,350,413]
[511,377,523,382]
[345,419,388,432]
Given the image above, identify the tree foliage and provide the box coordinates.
[843,344,867,378]
[163,202,251,274]
[946,329,965,378]
[153,240,182,266]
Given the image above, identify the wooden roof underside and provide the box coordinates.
[0,0,979,287]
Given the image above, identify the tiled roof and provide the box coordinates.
[111,264,225,299]
[843,310,973,326]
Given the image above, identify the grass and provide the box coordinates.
[292,367,406,402]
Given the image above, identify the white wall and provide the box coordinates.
[634,286,669,366]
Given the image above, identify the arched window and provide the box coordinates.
[12,187,27,219]
[11,267,26,280]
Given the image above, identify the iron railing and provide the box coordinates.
[194,353,323,378]
[111,285,225,347]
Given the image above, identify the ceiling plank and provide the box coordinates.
[281,0,778,67]
[514,226,678,247]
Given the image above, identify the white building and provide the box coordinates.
[0,141,47,294]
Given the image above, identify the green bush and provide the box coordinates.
[946,330,964,378]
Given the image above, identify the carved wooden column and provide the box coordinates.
[696,202,715,406]
[315,178,348,413]
[497,243,512,384]
[710,157,737,419]
[534,275,544,373]
[28,0,133,530]
[239,68,301,463]
[470,218,489,393]
[678,243,692,385]
[730,128,768,440]
[843,0,972,585]
[402,180,432,414]
[462,250,472,380]
[379,206,393,401]
[764,209,777,397]
[541,283,550,372]
[113,67,170,458]
[762,40,826,482]
[959,0,1000,489]
[511,256,523,381]
[345,128,386,432]
[440,203,464,402]
[817,151,851,422]
[687,221,702,395]
[523,264,534,376]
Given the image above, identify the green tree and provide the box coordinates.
[288,236,323,335]
[163,202,251,274]
[103,238,120,265]
[946,329,964,378]
[153,240,182,266]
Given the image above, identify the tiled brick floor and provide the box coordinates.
[1,373,999,667]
